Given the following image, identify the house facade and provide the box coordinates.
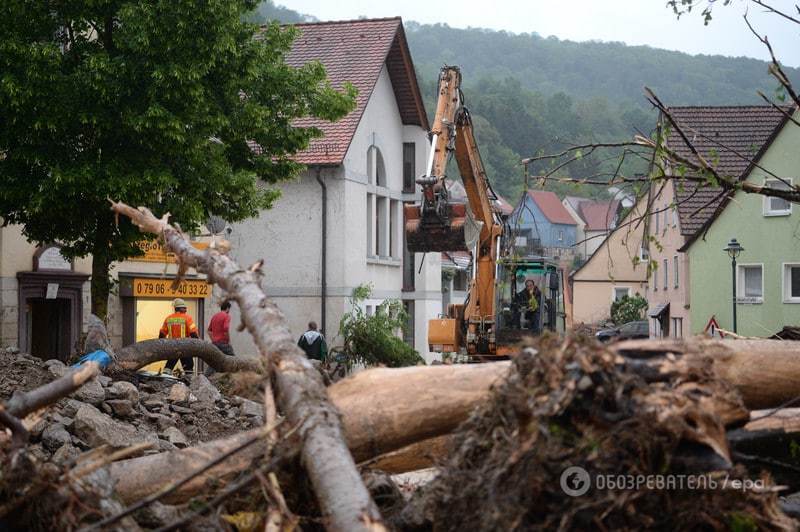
[684,108,800,337]
[570,193,648,325]
[0,224,214,360]
[645,105,790,338]
[511,190,577,259]
[229,18,442,360]
[563,196,621,262]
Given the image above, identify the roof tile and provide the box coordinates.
[664,106,787,236]
[525,190,577,225]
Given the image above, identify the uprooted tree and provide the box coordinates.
[0,0,355,319]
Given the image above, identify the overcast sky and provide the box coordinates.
[279,0,799,67]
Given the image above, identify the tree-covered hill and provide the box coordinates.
[253,3,798,200]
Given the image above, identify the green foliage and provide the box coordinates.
[0,0,355,315]
[610,294,648,325]
[337,284,424,368]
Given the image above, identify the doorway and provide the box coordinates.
[26,298,71,361]
[135,298,199,372]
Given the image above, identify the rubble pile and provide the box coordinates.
[395,335,794,531]
[0,348,267,530]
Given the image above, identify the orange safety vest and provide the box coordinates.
[159,312,198,339]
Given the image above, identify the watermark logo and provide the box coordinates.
[560,466,591,497]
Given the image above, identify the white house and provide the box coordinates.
[228,17,442,360]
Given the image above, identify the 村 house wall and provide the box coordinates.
[688,113,800,336]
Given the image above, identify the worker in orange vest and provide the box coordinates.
[159,298,198,374]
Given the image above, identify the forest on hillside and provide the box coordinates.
[251,2,798,201]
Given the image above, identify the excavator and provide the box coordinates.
[405,66,565,360]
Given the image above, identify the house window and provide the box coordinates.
[653,263,658,291]
[389,200,399,258]
[377,197,388,257]
[783,264,800,303]
[737,264,764,302]
[403,300,415,347]
[558,230,564,242]
[403,203,415,291]
[672,206,678,227]
[663,259,668,289]
[613,287,631,301]
[763,178,792,216]
[654,210,660,233]
[366,193,374,257]
[639,244,649,262]
[367,145,387,187]
[403,143,416,193]
[671,317,683,338]
[453,270,469,292]
[673,255,679,288]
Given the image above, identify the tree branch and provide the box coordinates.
[109,201,385,532]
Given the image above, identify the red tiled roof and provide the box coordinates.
[526,190,576,225]
[578,200,620,231]
[493,194,514,216]
[275,17,428,165]
[664,106,788,236]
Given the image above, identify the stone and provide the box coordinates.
[28,418,48,439]
[97,375,112,387]
[168,383,192,403]
[189,374,221,403]
[61,399,86,418]
[42,423,72,452]
[5,346,20,355]
[73,404,149,448]
[143,398,165,411]
[106,399,135,418]
[156,414,177,432]
[107,381,139,403]
[46,361,68,379]
[160,426,189,448]
[133,501,181,528]
[52,443,80,465]
[170,404,194,415]
[237,397,262,418]
[157,439,178,453]
[74,377,105,405]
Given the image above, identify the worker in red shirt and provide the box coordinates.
[208,301,234,357]
[160,298,198,374]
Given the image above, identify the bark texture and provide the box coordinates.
[110,201,384,532]
[329,362,510,461]
[114,338,261,374]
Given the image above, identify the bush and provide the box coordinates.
[610,294,647,325]
[337,284,424,368]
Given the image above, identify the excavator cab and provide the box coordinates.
[494,258,565,356]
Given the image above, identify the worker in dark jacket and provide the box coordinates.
[298,321,327,361]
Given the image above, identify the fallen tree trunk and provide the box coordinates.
[330,362,510,461]
[364,434,453,475]
[110,429,262,504]
[615,338,800,409]
[114,338,261,374]
[111,201,383,532]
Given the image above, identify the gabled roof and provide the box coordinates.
[663,106,788,238]
[279,17,429,165]
[525,190,576,225]
[579,200,620,231]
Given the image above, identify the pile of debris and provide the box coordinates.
[393,335,795,530]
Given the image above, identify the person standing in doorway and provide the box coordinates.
[160,298,198,374]
[208,301,234,356]
[297,321,327,361]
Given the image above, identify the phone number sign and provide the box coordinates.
[133,278,211,299]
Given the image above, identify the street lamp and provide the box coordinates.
[724,238,744,334]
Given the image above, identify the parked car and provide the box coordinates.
[595,320,649,343]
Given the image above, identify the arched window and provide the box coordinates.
[367,145,386,187]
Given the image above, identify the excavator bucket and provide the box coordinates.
[404,203,482,253]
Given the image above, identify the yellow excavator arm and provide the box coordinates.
[404,66,502,356]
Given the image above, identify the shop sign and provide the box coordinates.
[132,240,210,263]
[133,278,211,299]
